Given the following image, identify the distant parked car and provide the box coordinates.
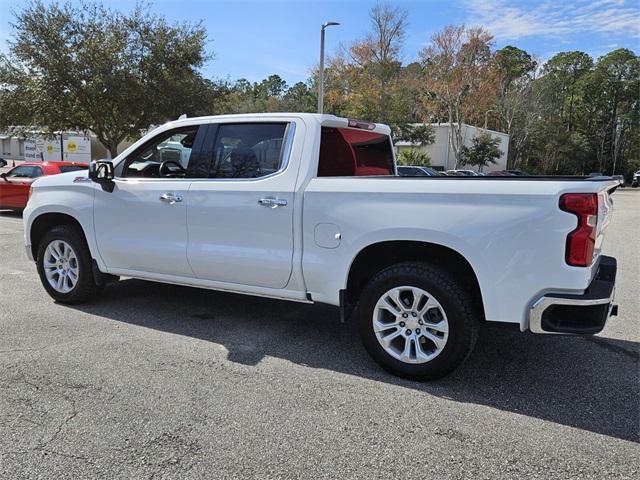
[0,161,87,209]
[632,171,640,188]
[488,169,530,176]
[397,166,440,177]
[446,169,478,176]
[0,158,7,168]
[588,172,604,177]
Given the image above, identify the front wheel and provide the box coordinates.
[358,262,479,380]
[36,225,101,304]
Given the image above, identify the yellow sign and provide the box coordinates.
[67,140,77,153]
[46,144,54,154]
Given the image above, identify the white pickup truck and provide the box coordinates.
[23,113,619,380]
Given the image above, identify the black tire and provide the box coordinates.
[358,261,479,380]
[36,224,100,304]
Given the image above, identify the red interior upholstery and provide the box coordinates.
[318,127,393,177]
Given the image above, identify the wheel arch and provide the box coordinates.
[345,240,486,320]
[30,212,88,261]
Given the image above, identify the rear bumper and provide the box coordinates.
[529,256,617,334]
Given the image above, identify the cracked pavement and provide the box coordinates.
[0,190,638,479]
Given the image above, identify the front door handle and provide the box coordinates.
[160,193,183,204]
[258,197,287,208]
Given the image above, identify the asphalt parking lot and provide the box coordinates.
[0,190,638,479]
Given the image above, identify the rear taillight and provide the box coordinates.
[559,193,598,267]
[28,186,33,202]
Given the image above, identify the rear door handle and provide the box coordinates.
[258,197,287,208]
[160,193,183,204]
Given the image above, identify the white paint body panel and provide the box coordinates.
[301,177,615,327]
[93,179,192,276]
[23,172,99,264]
[23,113,616,332]
[186,117,305,288]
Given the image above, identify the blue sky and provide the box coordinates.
[1,0,638,84]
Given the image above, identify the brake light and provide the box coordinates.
[347,119,376,130]
[559,193,598,267]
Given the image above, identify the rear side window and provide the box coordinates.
[208,123,288,179]
[318,127,394,177]
[59,165,87,173]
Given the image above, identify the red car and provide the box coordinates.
[0,161,88,209]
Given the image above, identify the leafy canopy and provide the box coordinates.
[0,0,211,156]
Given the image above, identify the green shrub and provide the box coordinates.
[397,148,431,166]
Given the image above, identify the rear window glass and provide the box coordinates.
[318,127,394,177]
[59,165,88,173]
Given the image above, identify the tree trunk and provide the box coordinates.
[107,143,119,159]
[102,140,119,159]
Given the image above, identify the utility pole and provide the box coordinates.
[318,21,340,114]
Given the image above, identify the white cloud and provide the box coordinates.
[464,0,640,39]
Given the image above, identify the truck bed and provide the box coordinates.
[302,174,617,328]
[391,175,618,182]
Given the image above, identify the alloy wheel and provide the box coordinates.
[372,286,449,364]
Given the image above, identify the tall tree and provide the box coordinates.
[581,49,639,174]
[318,2,422,138]
[0,1,211,157]
[541,51,593,132]
[349,2,408,122]
[495,46,537,95]
[281,82,315,112]
[494,46,539,167]
[419,25,496,168]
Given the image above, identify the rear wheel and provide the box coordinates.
[36,225,100,304]
[358,262,479,380]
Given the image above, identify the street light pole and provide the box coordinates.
[318,21,340,114]
[484,109,496,130]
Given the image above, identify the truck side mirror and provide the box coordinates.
[89,160,115,192]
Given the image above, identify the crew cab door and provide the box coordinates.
[94,124,208,276]
[187,120,300,288]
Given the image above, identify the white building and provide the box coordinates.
[0,133,24,160]
[396,123,510,172]
[1,129,133,162]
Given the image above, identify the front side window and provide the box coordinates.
[7,166,43,178]
[208,123,288,179]
[318,127,394,177]
[122,126,200,178]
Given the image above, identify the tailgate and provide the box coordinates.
[595,181,617,254]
